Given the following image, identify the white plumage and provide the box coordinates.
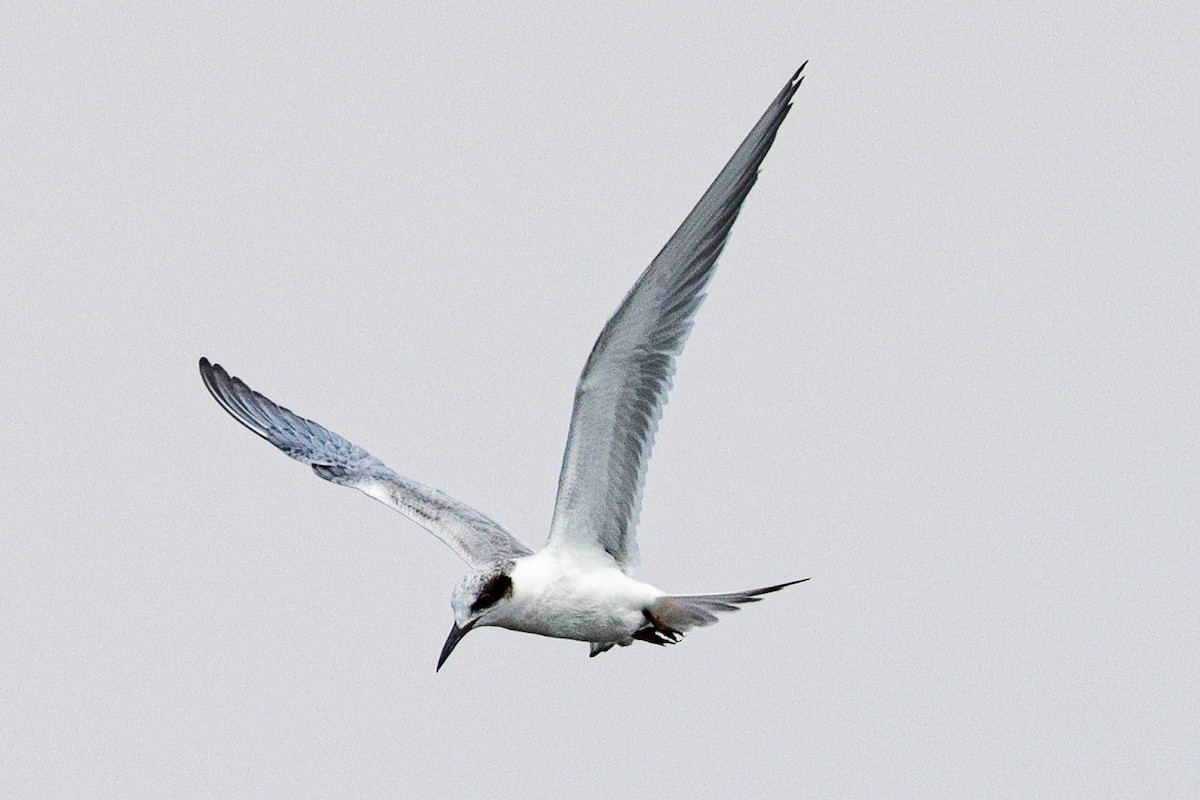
[200,64,809,670]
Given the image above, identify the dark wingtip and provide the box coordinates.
[198,356,217,392]
[197,358,277,444]
[755,578,810,596]
[198,356,224,387]
[198,357,232,407]
[779,62,808,109]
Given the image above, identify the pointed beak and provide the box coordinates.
[436,619,478,672]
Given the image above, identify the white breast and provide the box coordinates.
[497,550,664,643]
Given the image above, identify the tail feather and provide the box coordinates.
[650,578,808,631]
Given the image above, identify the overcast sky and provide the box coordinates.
[3,4,1196,798]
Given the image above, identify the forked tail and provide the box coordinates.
[590,578,809,656]
[649,578,809,632]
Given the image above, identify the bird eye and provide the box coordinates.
[470,573,512,613]
[471,593,498,612]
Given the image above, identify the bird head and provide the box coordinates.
[437,564,514,671]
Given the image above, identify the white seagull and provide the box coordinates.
[200,64,808,670]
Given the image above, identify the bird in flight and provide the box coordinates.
[200,64,808,670]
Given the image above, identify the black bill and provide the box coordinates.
[436,619,478,672]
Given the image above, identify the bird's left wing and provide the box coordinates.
[199,358,532,568]
[546,65,805,573]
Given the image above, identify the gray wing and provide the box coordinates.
[546,65,806,572]
[199,358,532,568]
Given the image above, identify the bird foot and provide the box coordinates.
[633,609,684,646]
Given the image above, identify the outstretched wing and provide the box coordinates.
[199,358,532,568]
[546,65,806,572]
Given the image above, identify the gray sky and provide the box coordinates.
[3,4,1196,798]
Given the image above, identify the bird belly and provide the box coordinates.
[507,595,639,642]
[501,559,660,643]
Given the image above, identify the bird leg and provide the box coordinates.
[632,608,684,646]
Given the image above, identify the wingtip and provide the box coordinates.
[779,62,808,108]
[199,356,224,384]
[759,577,810,595]
[198,356,217,390]
[198,357,231,398]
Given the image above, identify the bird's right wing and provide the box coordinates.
[199,358,532,569]
[545,66,805,572]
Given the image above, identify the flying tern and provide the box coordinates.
[200,64,808,670]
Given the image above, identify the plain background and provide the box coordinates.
[3,4,1196,798]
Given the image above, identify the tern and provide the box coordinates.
[200,64,808,670]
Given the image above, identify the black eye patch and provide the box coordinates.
[470,573,513,613]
